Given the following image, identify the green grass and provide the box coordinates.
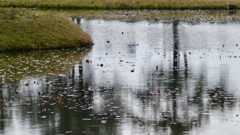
[0,0,240,10]
[0,8,93,52]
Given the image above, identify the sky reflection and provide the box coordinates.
[1,19,240,135]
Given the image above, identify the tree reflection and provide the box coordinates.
[137,20,237,134]
[0,79,4,130]
[207,66,235,109]
[173,20,179,73]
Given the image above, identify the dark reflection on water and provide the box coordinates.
[1,20,240,135]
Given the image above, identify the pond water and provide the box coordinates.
[1,19,240,135]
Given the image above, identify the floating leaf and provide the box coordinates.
[209,93,215,99]
[157,88,161,94]
[25,83,29,86]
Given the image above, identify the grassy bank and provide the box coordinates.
[0,0,240,10]
[0,8,93,52]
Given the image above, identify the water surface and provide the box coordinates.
[1,19,240,135]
